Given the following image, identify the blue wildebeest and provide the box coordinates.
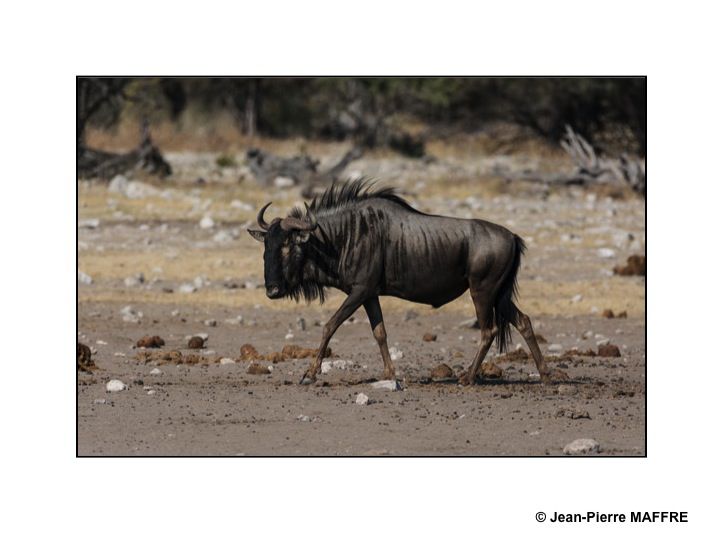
[248,180,567,385]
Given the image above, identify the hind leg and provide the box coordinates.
[513,307,568,383]
[459,287,497,385]
[363,296,396,380]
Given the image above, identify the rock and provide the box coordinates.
[296,317,306,331]
[77,343,95,372]
[557,384,578,396]
[548,343,563,353]
[422,332,437,342]
[136,335,165,348]
[120,305,143,323]
[213,230,233,243]
[108,174,129,194]
[203,319,217,327]
[240,343,259,358]
[199,216,215,229]
[563,438,600,455]
[219,357,236,365]
[296,414,311,422]
[370,380,400,391]
[481,362,503,379]
[582,330,594,340]
[431,363,454,380]
[602,309,615,318]
[78,271,93,285]
[571,294,583,303]
[597,248,616,259]
[617,311,628,318]
[321,362,332,374]
[596,338,610,346]
[247,363,271,375]
[598,344,621,357]
[124,273,145,287]
[149,368,163,375]
[285,332,294,340]
[193,276,209,288]
[178,283,197,294]
[389,347,403,361]
[613,255,646,277]
[230,199,253,211]
[106,379,127,392]
[187,336,205,349]
[78,218,100,229]
[356,393,370,405]
[273,176,295,188]
[93,399,107,405]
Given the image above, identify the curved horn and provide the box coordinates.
[256,202,272,230]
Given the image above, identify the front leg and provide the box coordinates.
[300,288,368,385]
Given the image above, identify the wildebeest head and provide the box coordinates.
[248,202,318,299]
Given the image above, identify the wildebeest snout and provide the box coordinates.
[266,285,282,299]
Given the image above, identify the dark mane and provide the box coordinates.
[289,178,418,219]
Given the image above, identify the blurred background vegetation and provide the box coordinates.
[78,77,646,157]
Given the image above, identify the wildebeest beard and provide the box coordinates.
[282,232,339,304]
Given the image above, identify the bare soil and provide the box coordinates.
[77,139,645,456]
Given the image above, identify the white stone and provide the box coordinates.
[199,216,215,229]
[285,332,294,340]
[213,230,233,243]
[370,380,400,391]
[108,174,129,194]
[582,330,594,340]
[548,343,563,353]
[274,176,295,188]
[146,390,156,395]
[78,218,100,229]
[321,362,332,374]
[571,294,583,303]
[78,271,93,285]
[193,275,209,288]
[93,398,107,405]
[178,283,197,294]
[150,368,163,375]
[331,359,351,370]
[389,347,403,361]
[597,248,616,259]
[124,273,145,287]
[356,393,369,405]
[120,305,142,323]
[230,200,253,211]
[219,358,236,365]
[596,338,610,346]
[563,438,600,455]
[106,379,127,392]
[297,414,311,422]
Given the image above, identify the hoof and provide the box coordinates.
[458,372,476,386]
[382,370,396,381]
[541,368,569,384]
[299,373,316,385]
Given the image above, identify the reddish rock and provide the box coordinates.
[613,255,646,276]
[481,362,503,379]
[598,344,621,357]
[187,336,205,349]
[247,363,271,375]
[601,309,615,319]
[430,363,454,379]
[136,335,165,348]
[422,333,437,342]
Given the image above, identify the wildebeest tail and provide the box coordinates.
[494,234,526,353]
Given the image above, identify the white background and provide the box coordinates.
[1,1,717,538]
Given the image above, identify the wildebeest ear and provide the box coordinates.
[294,231,311,244]
[247,229,266,242]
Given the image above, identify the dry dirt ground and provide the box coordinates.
[77,139,645,456]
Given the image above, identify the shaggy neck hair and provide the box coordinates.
[284,179,418,304]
